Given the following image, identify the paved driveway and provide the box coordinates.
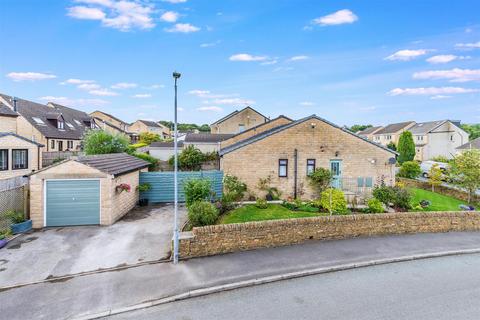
[0,204,186,288]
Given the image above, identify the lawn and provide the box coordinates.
[219,204,326,224]
[410,188,468,211]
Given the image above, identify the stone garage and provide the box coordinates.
[29,153,149,228]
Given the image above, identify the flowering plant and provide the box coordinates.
[116,183,131,193]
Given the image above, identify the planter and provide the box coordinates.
[0,239,7,249]
[11,220,32,234]
[139,198,149,207]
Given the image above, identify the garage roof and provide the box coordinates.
[77,153,150,177]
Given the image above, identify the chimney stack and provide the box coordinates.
[13,97,17,112]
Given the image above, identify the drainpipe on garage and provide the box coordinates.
[294,149,298,199]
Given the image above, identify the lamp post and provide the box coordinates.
[173,71,181,264]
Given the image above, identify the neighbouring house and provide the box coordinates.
[90,110,138,142]
[370,121,416,146]
[184,133,234,153]
[357,126,384,140]
[129,120,171,139]
[0,94,97,152]
[456,137,480,153]
[220,114,397,201]
[410,120,469,161]
[29,153,149,228]
[0,133,44,180]
[148,141,184,161]
[210,106,268,134]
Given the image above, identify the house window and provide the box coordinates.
[90,121,96,129]
[58,120,65,130]
[51,140,55,150]
[0,150,8,171]
[12,149,28,170]
[66,122,75,129]
[32,117,45,125]
[306,159,316,175]
[238,124,245,133]
[67,140,73,149]
[450,135,454,141]
[74,119,82,126]
[279,159,288,177]
[58,141,64,151]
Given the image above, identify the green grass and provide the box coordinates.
[410,188,467,211]
[219,204,326,224]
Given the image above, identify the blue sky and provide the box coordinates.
[1,0,479,126]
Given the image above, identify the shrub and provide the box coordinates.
[367,198,384,213]
[397,131,416,164]
[392,187,412,211]
[282,200,298,211]
[297,203,320,213]
[223,174,247,201]
[133,153,158,171]
[137,183,151,192]
[139,132,161,145]
[373,184,396,206]
[169,145,205,171]
[5,210,25,224]
[386,142,397,151]
[257,176,281,200]
[188,201,219,227]
[412,204,424,211]
[431,156,450,163]
[184,179,213,207]
[83,130,129,155]
[255,199,268,209]
[215,196,236,215]
[130,142,148,149]
[420,199,431,208]
[398,161,421,179]
[318,188,348,214]
[307,168,332,193]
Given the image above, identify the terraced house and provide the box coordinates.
[210,106,268,134]
[129,119,171,139]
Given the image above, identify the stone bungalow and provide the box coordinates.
[220,115,397,200]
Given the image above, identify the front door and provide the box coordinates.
[58,141,63,151]
[330,160,342,189]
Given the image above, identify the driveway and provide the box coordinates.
[0,204,187,288]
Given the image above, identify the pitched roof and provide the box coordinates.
[0,132,44,147]
[76,153,149,177]
[409,120,461,135]
[150,141,184,148]
[226,115,293,139]
[0,102,18,117]
[357,126,383,135]
[375,121,415,134]
[185,133,235,143]
[91,110,127,125]
[211,106,268,125]
[0,94,93,140]
[93,116,129,134]
[220,115,398,156]
[138,120,161,128]
[457,137,480,150]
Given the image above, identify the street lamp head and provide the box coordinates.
[173,71,181,79]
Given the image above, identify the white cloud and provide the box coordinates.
[385,49,429,61]
[273,66,294,72]
[145,84,165,89]
[388,87,479,96]
[89,88,119,96]
[197,106,223,112]
[132,93,152,98]
[413,68,480,82]
[229,53,268,62]
[200,40,220,48]
[189,89,211,97]
[260,60,278,65]
[162,0,187,3]
[213,98,255,105]
[288,55,309,62]
[165,23,200,33]
[300,101,315,106]
[426,55,469,64]
[77,83,101,90]
[7,72,57,82]
[312,9,358,26]
[430,95,452,100]
[455,41,480,49]
[61,78,95,85]
[67,0,155,32]
[38,96,109,107]
[160,11,179,23]
[111,82,138,89]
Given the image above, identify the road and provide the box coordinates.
[110,253,480,320]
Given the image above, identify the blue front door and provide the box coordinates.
[330,160,342,189]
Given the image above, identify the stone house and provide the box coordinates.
[0,132,43,180]
[357,126,384,141]
[220,115,397,200]
[29,153,149,228]
[210,107,268,134]
[90,110,138,142]
[184,133,234,153]
[0,93,97,152]
[456,137,480,154]
[129,120,171,139]
[370,121,416,147]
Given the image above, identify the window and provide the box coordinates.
[0,150,8,171]
[74,119,82,126]
[58,141,64,151]
[450,135,454,141]
[57,120,65,130]
[238,124,245,133]
[306,159,315,175]
[32,117,45,125]
[279,159,288,177]
[12,149,28,170]
[66,122,75,129]
[385,135,392,140]
[50,140,55,150]
[90,121,96,129]
[67,140,73,149]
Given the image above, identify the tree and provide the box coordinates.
[461,124,480,140]
[386,142,397,151]
[348,124,372,133]
[83,130,129,155]
[169,145,205,171]
[139,132,161,145]
[450,150,480,203]
[397,131,416,164]
[398,161,421,179]
[428,163,443,192]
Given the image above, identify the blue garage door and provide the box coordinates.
[46,180,100,227]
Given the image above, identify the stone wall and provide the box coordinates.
[398,177,479,203]
[179,211,480,258]
[0,134,41,180]
[109,169,146,224]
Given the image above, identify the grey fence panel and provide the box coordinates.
[0,183,27,233]
[140,171,223,203]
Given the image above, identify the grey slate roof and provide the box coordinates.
[227,115,293,139]
[185,133,235,143]
[150,141,184,148]
[0,94,93,140]
[358,126,382,135]
[91,110,127,126]
[375,121,415,134]
[138,120,161,128]
[210,106,268,125]
[0,102,18,117]
[76,153,149,177]
[457,137,480,150]
[409,120,450,135]
[220,114,398,156]
[0,132,44,147]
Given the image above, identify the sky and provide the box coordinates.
[0,0,479,127]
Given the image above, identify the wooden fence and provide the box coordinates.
[42,151,84,167]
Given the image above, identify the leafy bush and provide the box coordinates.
[130,142,148,149]
[169,145,205,171]
[386,142,397,151]
[133,153,158,171]
[257,176,281,200]
[318,188,348,214]
[398,161,421,179]
[431,156,450,163]
[367,198,384,213]
[215,196,236,215]
[255,199,268,209]
[420,199,431,208]
[5,210,25,224]
[188,201,219,227]
[203,151,219,162]
[297,203,320,213]
[139,132,161,145]
[137,183,151,192]
[223,174,247,201]
[373,184,396,206]
[307,168,332,193]
[184,179,213,207]
[412,204,424,211]
[282,200,298,211]
[83,130,129,155]
[392,187,412,211]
